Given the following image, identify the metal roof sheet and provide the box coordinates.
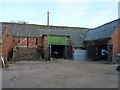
[84,19,120,41]
[2,23,88,47]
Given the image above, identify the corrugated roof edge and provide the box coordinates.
[90,18,120,30]
[83,18,120,42]
[1,22,90,30]
[84,37,111,42]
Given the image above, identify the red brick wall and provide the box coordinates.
[43,35,48,59]
[12,37,43,48]
[28,38,36,46]
[13,37,19,46]
[37,38,43,46]
[2,28,13,58]
[118,26,120,54]
[111,28,119,62]
[11,37,27,47]
[19,37,27,46]
[43,35,48,47]
[2,28,44,60]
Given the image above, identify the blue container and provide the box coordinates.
[73,50,88,60]
[116,56,120,61]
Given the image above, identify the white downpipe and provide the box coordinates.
[50,45,51,59]
[1,56,5,68]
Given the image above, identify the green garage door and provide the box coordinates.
[48,36,67,45]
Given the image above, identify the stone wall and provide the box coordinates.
[12,48,40,61]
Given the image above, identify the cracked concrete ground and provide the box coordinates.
[2,59,118,88]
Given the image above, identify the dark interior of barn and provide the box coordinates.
[97,44,108,61]
[51,45,65,59]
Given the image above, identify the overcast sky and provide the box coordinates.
[0,0,119,28]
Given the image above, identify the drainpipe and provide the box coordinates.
[50,45,51,59]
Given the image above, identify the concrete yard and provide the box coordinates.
[2,59,118,88]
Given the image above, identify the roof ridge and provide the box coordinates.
[1,22,89,29]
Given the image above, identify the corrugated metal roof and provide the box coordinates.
[84,19,120,41]
[2,23,88,47]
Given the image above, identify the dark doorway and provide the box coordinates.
[87,45,97,60]
[51,45,65,59]
[8,48,13,61]
[97,44,108,60]
[107,44,113,63]
[64,46,72,59]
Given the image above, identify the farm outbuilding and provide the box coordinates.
[84,19,120,63]
[1,18,120,63]
[1,22,88,61]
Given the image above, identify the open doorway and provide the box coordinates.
[51,45,65,59]
[97,44,108,61]
[7,48,14,61]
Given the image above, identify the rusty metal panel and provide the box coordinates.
[87,45,97,60]
[64,45,72,59]
[107,44,113,63]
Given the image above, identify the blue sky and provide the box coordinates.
[0,1,118,28]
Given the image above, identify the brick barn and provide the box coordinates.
[84,19,120,63]
[2,22,88,61]
[1,18,120,63]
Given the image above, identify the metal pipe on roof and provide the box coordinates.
[47,11,51,59]
[47,11,49,26]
